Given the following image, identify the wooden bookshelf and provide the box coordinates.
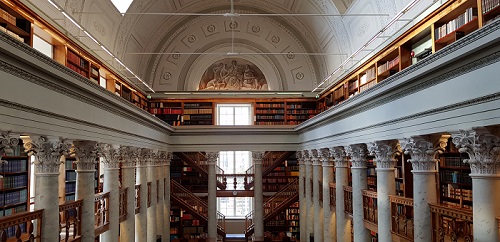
[255,101,285,125]
[183,102,214,126]
[0,0,32,46]
[366,157,377,191]
[264,201,300,240]
[64,157,76,201]
[285,101,316,125]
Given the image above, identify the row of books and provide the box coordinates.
[286,104,314,109]
[0,189,27,207]
[0,26,24,42]
[286,109,315,114]
[256,109,284,114]
[266,220,286,226]
[440,170,472,184]
[183,219,202,226]
[65,194,75,201]
[65,183,76,193]
[67,50,88,69]
[150,102,181,108]
[150,108,182,114]
[183,120,212,125]
[435,7,478,40]
[1,224,26,239]
[287,208,299,214]
[184,103,211,108]
[288,221,299,226]
[396,180,405,191]
[264,178,294,183]
[286,115,314,120]
[0,159,27,173]
[482,0,500,13]
[377,56,400,74]
[183,115,212,120]
[360,80,376,92]
[0,8,16,25]
[183,109,213,114]
[256,103,285,108]
[0,174,27,189]
[2,204,26,217]
[348,80,359,91]
[65,171,76,181]
[441,184,473,201]
[66,63,89,77]
[256,115,285,120]
[287,121,307,125]
[441,156,466,167]
[90,67,99,77]
[182,226,204,234]
[360,67,376,85]
[256,121,285,125]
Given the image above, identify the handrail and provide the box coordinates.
[119,188,128,222]
[343,186,353,218]
[330,183,336,208]
[429,203,472,242]
[362,190,378,228]
[59,200,83,242]
[389,195,414,241]
[218,174,251,190]
[0,210,43,242]
[135,184,141,214]
[94,192,110,235]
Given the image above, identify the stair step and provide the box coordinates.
[226,234,246,242]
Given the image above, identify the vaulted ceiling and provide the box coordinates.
[33,0,415,93]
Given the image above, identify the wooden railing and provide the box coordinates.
[59,200,83,242]
[344,186,353,218]
[94,192,110,236]
[0,210,43,242]
[119,188,128,222]
[362,190,378,232]
[330,183,336,208]
[147,182,151,208]
[430,204,473,242]
[218,174,251,190]
[135,184,140,214]
[179,152,227,190]
[389,195,414,242]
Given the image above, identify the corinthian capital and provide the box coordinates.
[71,141,99,171]
[330,146,348,168]
[99,144,121,169]
[368,140,402,169]
[310,149,322,165]
[319,148,333,166]
[138,148,153,166]
[0,131,19,155]
[400,135,449,172]
[300,150,311,165]
[452,128,500,176]
[24,136,70,174]
[252,151,265,165]
[345,144,368,168]
[120,146,138,168]
[205,152,219,165]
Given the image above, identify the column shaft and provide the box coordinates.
[305,161,314,240]
[147,165,157,242]
[351,167,370,242]
[121,166,136,242]
[312,161,323,241]
[376,169,395,242]
[254,162,264,241]
[208,162,217,242]
[322,163,335,242]
[136,165,148,242]
[76,170,96,242]
[164,163,171,242]
[157,164,165,241]
[298,162,307,242]
[335,166,350,242]
[102,167,119,242]
[413,172,437,242]
[35,174,60,242]
[472,177,500,241]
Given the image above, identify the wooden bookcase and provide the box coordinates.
[263,156,298,192]
[170,206,206,241]
[364,154,412,197]
[264,201,300,240]
[255,102,285,125]
[150,101,183,126]
[170,154,207,193]
[366,157,377,191]
[183,102,214,126]
[317,0,498,114]
[64,157,77,201]
[0,0,32,46]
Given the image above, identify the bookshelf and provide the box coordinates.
[170,154,207,193]
[64,158,77,201]
[366,157,377,191]
[433,3,479,51]
[263,156,298,192]
[285,101,316,125]
[482,0,500,24]
[255,102,285,125]
[264,202,300,240]
[0,1,32,46]
[170,206,182,240]
[170,205,206,241]
[183,102,214,126]
[150,101,183,126]
[66,49,90,79]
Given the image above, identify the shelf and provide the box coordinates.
[435,17,478,45]
[441,181,472,186]
[66,58,89,71]
[0,186,27,192]
[0,18,29,37]
[0,201,28,209]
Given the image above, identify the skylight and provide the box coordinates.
[111,0,133,14]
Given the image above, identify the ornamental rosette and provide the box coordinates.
[24,136,70,173]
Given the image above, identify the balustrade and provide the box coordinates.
[430,203,473,242]
[389,195,414,241]
[119,188,128,222]
[0,210,43,242]
[59,200,83,242]
[344,186,353,218]
[94,192,110,235]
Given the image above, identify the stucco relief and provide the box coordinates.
[198,59,268,91]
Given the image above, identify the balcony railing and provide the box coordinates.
[217,174,250,190]
[344,186,353,218]
[430,203,473,242]
[59,200,83,242]
[362,190,378,232]
[119,188,128,222]
[389,195,414,241]
[135,185,140,214]
[0,210,43,242]
[330,183,336,208]
[94,192,110,236]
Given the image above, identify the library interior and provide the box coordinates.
[0,0,500,241]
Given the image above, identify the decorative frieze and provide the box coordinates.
[345,144,368,168]
[71,141,99,171]
[400,135,449,172]
[368,140,402,169]
[452,128,500,176]
[24,136,70,174]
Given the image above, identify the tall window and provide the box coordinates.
[217,104,252,125]
[217,151,253,218]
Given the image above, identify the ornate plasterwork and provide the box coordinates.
[71,141,99,171]
[330,146,348,168]
[400,135,449,172]
[24,136,70,174]
[368,140,402,169]
[252,151,265,165]
[119,146,139,168]
[0,131,19,155]
[452,128,500,176]
[205,152,219,165]
[138,148,153,167]
[310,149,322,166]
[320,148,334,166]
[345,144,368,168]
[99,143,121,169]
[301,150,312,165]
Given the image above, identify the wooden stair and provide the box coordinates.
[173,152,227,190]
[244,151,296,190]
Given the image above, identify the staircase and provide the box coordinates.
[170,179,226,239]
[244,151,295,190]
[174,152,227,190]
[244,178,299,238]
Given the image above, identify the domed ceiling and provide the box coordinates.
[33,0,416,93]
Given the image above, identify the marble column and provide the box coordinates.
[331,147,351,242]
[156,151,166,241]
[345,144,371,242]
[368,140,402,242]
[303,150,314,241]
[136,148,149,242]
[163,152,172,242]
[320,148,335,242]
[297,151,308,242]
[400,135,449,242]
[119,147,137,242]
[206,152,219,242]
[72,141,99,242]
[146,150,158,242]
[452,127,500,242]
[311,149,324,241]
[252,151,265,241]
[24,136,70,242]
[100,144,121,242]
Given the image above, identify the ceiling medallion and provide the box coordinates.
[163,72,172,80]
[187,35,197,43]
[229,21,238,29]
[172,52,180,59]
[287,52,295,59]
[251,25,261,33]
